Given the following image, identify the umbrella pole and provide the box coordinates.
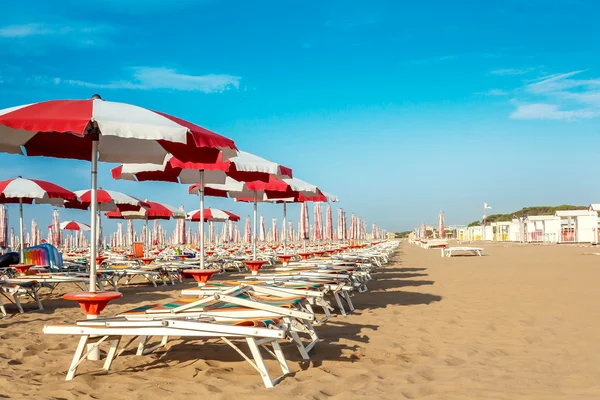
[283,202,287,255]
[199,170,205,269]
[89,139,98,292]
[19,198,24,262]
[145,218,149,256]
[253,192,257,260]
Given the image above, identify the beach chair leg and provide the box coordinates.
[33,290,43,311]
[66,336,89,381]
[332,292,347,316]
[97,279,105,291]
[246,337,275,388]
[12,294,24,314]
[342,291,355,312]
[289,330,310,360]
[0,296,6,316]
[271,340,290,375]
[136,336,149,355]
[103,338,121,371]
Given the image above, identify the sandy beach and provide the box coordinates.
[2,242,600,399]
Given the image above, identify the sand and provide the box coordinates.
[2,242,600,399]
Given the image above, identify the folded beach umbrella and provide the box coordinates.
[0,177,79,261]
[0,96,237,291]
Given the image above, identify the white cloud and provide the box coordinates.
[0,22,116,50]
[483,89,509,96]
[54,67,241,94]
[490,67,537,76]
[503,69,600,121]
[509,103,600,120]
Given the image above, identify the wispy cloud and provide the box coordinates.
[53,67,241,94]
[482,89,509,96]
[0,22,116,48]
[490,67,537,76]
[510,103,600,120]
[507,69,600,120]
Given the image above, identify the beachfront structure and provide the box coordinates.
[491,221,511,241]
[555,210,598,244]
[458,225,493,241]
[524,216,561,243]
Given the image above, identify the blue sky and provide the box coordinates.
[1,0,600,236]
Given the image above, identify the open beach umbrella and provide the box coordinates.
[236,183,337,254]
[0,177,78,260]
[0,96,237,291]
[204,176,318,259]
[114,150,292,268]
[106,200,185,252]
[60,221,91,231]
[187,208,240,222]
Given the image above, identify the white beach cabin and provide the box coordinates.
[524,215,560,243]
[555,210,597,244]
[492,221,511,241]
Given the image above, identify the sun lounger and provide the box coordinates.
[0,279,43,315]
[44,316,291,388]
[444,247,483,257]
[119,286,318,358]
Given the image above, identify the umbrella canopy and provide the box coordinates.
[0,98,237,163]
[0,177,78,205]
[0,177,78,260]
[70,189,147,212]
[105,200,185,220]
[59,221,91,231]
[187,208,240,222]
[112,150,292,184]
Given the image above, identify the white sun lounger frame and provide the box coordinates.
[44,317,290,388]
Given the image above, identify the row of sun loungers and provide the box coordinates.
[42,241,399,388]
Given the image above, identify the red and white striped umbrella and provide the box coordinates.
[0,177,78,205]
[59,221,91,231]
[0,98,237,163]
[113,150,291,185]
[71,189,147,212]
[186,208,240,222]
[0,177,78,260]
[105,200,185,221]
[0,97,237,292]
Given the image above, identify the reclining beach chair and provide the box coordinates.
[119,286,318,358]
[44,316,291,388]
[0,279,43,314]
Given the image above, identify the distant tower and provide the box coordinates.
[438,210,445,239]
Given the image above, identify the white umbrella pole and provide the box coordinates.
[253,192,257,260]
[199,170,205,269]
[283,202,287,255]
[89,140,98,292]
[88,139,100,360]
[19,198,24,262]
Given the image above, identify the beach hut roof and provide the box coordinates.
[556,210,596,217]
[589,204,600,212]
